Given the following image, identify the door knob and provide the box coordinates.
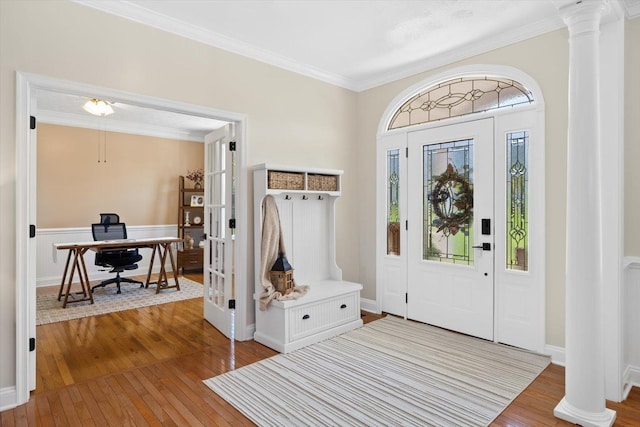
[472,243,491,251]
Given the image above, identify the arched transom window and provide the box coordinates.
[388,76,534,130]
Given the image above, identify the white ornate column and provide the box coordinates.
[553,1,616,426]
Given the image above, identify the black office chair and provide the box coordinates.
[91,222,143,294]
[99,213,120,225]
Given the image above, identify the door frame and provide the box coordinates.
[376,64,546,353]
[14,72,251,407]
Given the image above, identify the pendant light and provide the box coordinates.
[83,98,114,116]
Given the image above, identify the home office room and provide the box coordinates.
[34,96,214,308]
[2,0,640,426]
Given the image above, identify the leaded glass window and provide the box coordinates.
[506,131,529,271]
[387,149,400,255]
[423,140,474,264]
[389,77,533,130]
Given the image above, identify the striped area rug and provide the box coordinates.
[204,315,549,426]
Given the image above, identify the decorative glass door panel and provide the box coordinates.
[387,149,400,256]
[423,140,474,265]
[407,118,494,341]
[506,131,529,271]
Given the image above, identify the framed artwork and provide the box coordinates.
[190,195,204,207]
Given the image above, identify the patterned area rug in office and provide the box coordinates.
[36,277,203,325]
[204,315,550,427]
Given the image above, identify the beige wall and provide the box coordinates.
[625,19,640,256]
[356,29,571,348]
[0,0,357,391]
[37,124,204,228]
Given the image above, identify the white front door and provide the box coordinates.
[203,125,235,339]
[407,118,494,341]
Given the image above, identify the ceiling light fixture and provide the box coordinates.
[83,98,114,116]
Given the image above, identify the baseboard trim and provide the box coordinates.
[544,344,565,366]
[0,386,17,412]
[360,298,379,314]
[623,364,640,399]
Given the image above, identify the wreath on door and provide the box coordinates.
[428,163,473,236]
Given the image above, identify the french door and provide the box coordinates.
[203,125,235,339]
[407,118,495,340]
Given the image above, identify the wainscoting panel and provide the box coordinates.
[37,225,178,287]
[624,256,640,398]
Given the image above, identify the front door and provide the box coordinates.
[407,118,494,340]
[203,125,235,339]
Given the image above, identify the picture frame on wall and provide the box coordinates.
[190,195,204,207]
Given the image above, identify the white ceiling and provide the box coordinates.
[40,0,639,138]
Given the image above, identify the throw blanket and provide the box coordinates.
[259,195,308,310]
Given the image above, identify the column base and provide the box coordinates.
[554,397,616,427]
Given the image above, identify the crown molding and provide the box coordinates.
[38,110,206,142]
[72,0,357,90]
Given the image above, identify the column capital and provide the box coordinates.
[556,0,608,36]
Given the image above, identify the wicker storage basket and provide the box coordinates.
[308,174,338,192]
[268,171,304,190]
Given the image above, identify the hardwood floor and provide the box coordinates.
[3,274,640,426]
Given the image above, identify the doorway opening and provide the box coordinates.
[15,72,249,407]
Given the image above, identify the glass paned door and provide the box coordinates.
[203,125,234,339]
[407,118,494,341]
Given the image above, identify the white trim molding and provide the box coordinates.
[624,257,640,400]
[623,365,640,400]
[359,298,379,314]
[623,256,640,269]
[545,344,566,367]
[38,110,208,142]
[0,387,17,412]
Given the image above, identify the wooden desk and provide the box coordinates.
[54,237,183,308]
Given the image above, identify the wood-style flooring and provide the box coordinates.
[2,273,639,426]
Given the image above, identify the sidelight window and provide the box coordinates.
[506,131,529,271]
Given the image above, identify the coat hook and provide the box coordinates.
[302,195,308,200]
[284,195,291,200]
[318,195,324,200]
